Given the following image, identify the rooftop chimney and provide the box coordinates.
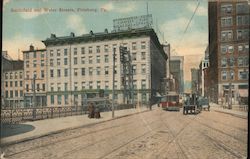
[70,32,75,37]
[30,44,34,51]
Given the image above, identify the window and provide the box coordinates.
[236,3,249,14]
[51,83,54,91]
[15,81,18,87]
[81,57,85,64]
[133,80,137,89]
[25,53,29,59]
[237,15,249,26]
[81,82,85,90]
[64,58,68,65]
[141,80,146,89]
[238,57,244,67]
[26,61,29,68]
[88,47,92,53]
[33,60,37,67]
[132,65,137,74]
[50,50,54,57]
[5,73,8,79]
[96,46,100,53]
[26,84,29,92]
[74,95,78,105]
[33,52,37,58]
[57,69,61,77]
[57,58,60,66]
[74,68,78,76]
[141,41,146,49]
[237,29,249,40]
[104,55,109,63]
[141,64,146,74]
[26,71,29,79]
[74,48,77,55]
[105,66,109,75]
[57,83,61,91]
[74,57,78,65]
[10,81,13,87]
[51,95,54,105]
[89,56,93,64]
[64,69,68,77]
[50,59,53,66]
[238,69,249,80]
[73,82,77,91]
[10,91,13,98]
[10,73,13,79]
[14,90,18,97]
[132,53,136,61]
[96,55,100,63]
[65,94,69,105]
[41,52,45,58]
[33,71,37,78]
[221,17,232,27]
[58,95,62,105]
[20,90,23,97]
[57,49,60,56]
[19,72,23,79]
[5,91,8,98]
[221,30,233,41]
[89,67,93,76]
[37,84,40,92]
[20,81,23,87]
[229,70,234,80]
[132,42,137,50]
[228,45,234,53]
[141,52,146,60]
[81,68,85,76]
[50,70,54,78]
[229,57,234,66]
[105,81,109,89]
[42,84,45,91]
[41,70,45,78]
[221,4,233,14]
[96,67,101,75]
[64,49,68,56]
[89,81,93,89]
[97,81,101,89]
[64,83,68,91]
[104,45,109,52]
[221,58,227,67]
[41,60,45,67]
[15,72,18,79]
[81,47,85,54]
[221,71,227,80]
[5,82,8,87]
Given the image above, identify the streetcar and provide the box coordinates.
[160,92,180,111]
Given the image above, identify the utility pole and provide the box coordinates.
[32,76,36,119]
[228,58,233,109]
[112,48,116,118]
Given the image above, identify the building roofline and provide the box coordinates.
[42,28,167,60]
[22,48,46,53]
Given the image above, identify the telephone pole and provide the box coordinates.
[112,48,116,118]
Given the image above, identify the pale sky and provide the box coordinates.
[2,0,208,83]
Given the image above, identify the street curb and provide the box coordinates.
[213,110,248,119]
[1,109,152,147]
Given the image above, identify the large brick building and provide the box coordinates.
[208,1,249,104]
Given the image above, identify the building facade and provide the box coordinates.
[42,28,167,107]
[208,1,249,103]
[191,68,199,94]
[170,56,184,94]
[22,46,47,107]
[199,47,209,96]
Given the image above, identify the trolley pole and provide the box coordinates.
[112,48,116,118]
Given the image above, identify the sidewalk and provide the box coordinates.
[1,105,155,146]
[210,103,248,119]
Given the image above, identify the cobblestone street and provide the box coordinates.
[2,107,248,159]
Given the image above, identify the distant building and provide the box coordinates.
[199,47,209,96]
[42,28,167,107]
[170,56,184,94]
[191,68,199,94]
[22,45,47,107]
[1,51,24,108]
[208,1,249,103]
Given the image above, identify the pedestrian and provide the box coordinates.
[88,102,95,118]
[94,106,101,119]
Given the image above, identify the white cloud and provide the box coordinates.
[2,34,45,60]
[187,3,207,16]
[20,9,48,19]
[101,2,136,13]
[66,15,87,35]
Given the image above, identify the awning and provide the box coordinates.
[238,89,248,97]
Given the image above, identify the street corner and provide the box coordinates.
[1,123,35,138]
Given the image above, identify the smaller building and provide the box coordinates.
[170,56,184,94]
[191,68,199,94]
[3,70,24,108]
